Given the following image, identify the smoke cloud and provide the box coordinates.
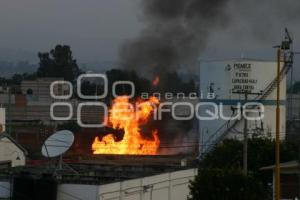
[117,0,300,155]
[120,0,229,75]
[120,0,300,75]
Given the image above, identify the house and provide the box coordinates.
[0,133,27,168]
[261,160,300,200]
[21,77,64,104]
[57,168,198,200]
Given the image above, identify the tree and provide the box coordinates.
[37,45,81,82]
[106,69,152,97]
[0,73,37,87]
[194,138,298,198]
[57,121,81,133]
[11,73,37,85]
[201,139,297,178]
[188,168,267,200]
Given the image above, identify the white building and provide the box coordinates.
[261,160,299,200]
[0,108,5,132]
[199,59,287,154]
[0,181,10,199]
[57,168,198,200]
[0,134,27,167]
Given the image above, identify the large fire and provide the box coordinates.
[92,96,160,155]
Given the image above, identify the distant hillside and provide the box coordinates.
[0,60,37,77]
[0,47,37,77]
[0,47,37,62]
[0,47,120,77]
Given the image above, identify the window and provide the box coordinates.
[27,89,33,95]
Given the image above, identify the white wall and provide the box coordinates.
[57,184,98,200]
[98,168,197,200]
[0,137,26,167]
[0,181,10,199]
[199,60,287,153]
[0,94,15,105]
[0,108,5,132]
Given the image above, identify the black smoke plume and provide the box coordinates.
[120,0,300,76]
[120,0,230,75]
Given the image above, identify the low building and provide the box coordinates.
[0,181,10,199]
[261,160,300,200]
[57,168,197,200]
[21,78,64,104]
[0,78,105,125]
[0,133,27,168]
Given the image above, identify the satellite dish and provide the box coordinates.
[42,130,74,158]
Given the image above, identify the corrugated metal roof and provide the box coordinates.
[260,160,299,171]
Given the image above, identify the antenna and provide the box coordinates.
[41,130,77,176]
[42,130,74,158]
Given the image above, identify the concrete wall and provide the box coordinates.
[21,78,64,104]
[0,137,26,167]
[0,181,10,199]
[98,168,197,200]
[57,184,98,200]
[0,94,15,105]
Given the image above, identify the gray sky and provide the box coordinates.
[0,0,143,62]
[0,0,299,77]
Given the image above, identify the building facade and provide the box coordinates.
[199,59,287,154]
[0,134,27,167]
[57,168,197,200]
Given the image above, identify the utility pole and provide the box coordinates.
[275,47,281,200]
[232,90,262,174]
[272,28,295,200]
[243,92,248,174]
[7,86,11,136]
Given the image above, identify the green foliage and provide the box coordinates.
[57,121,81,133]
[201,138,298,173]
[76,69,152,100]
[106,69,152,97]
[0,45,80,86]
[188,168,268,200]
[0,73,37,86]
[37,45,82,82]
[201,139,243,169]
[189,138,299,199]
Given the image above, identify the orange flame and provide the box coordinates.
[92,96,160,155]
[152,76,160,86]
